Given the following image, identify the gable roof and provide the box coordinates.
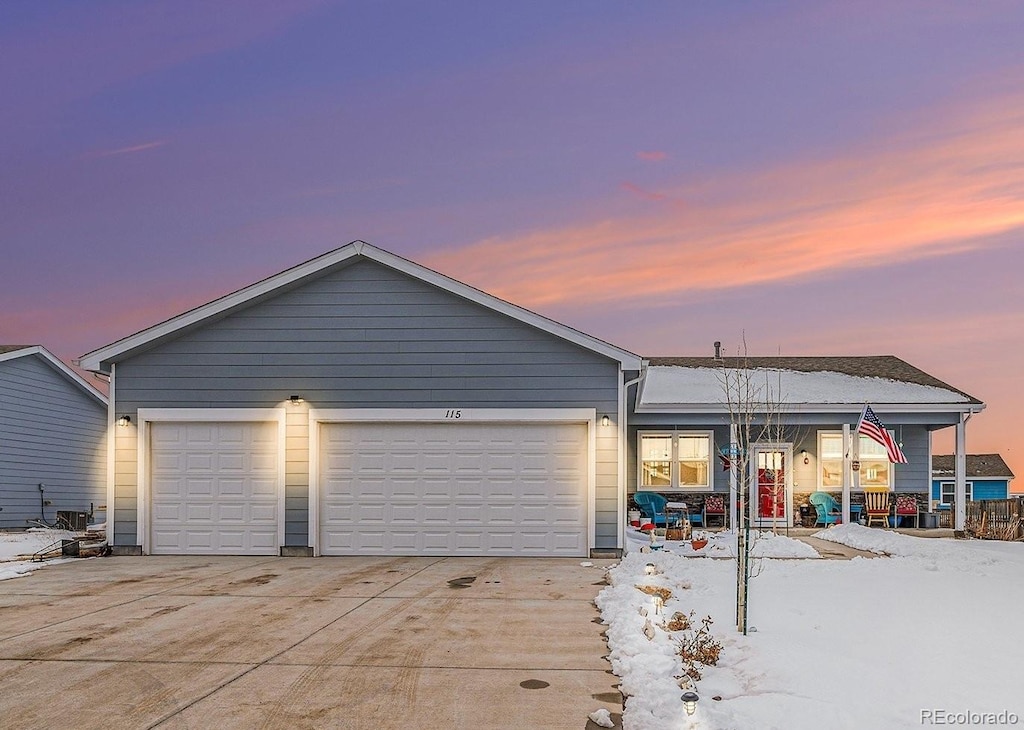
[638,355,982,412]
[80,241,643,372]
[0,345,108,406]
[932,454,1015,480]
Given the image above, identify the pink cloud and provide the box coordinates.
[636,150,668,162]
[426,89,1024,310]
[84,139,169,159]
[619,181,669,202]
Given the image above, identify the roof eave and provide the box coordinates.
[634,402,984,414]
[80,241,643,372]
[0,346,107,406]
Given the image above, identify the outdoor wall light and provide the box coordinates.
[681,691,699,716]
[801,449,809,465]
[601,415,611,427]
[289,395,304,405]
[117,415,131,427]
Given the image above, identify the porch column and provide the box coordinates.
[842,423,852,524]
[955,415,967,531]
[729,423,738,530]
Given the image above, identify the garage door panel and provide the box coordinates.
[320,421,587,556]
[150,421,279,555]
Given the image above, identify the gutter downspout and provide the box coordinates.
[618,367,646,553]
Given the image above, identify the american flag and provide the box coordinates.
[856,405,908,463]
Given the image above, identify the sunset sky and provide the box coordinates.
[3,1,1023,487]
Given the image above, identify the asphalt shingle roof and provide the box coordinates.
[932,454,1014,479]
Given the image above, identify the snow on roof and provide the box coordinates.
[639,365,972,407]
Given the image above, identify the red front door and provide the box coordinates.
[757,450,786,519]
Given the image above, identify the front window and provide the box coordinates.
[819,433,844,488]
[817,431,894,489]
[640,434,672,488]
[638,431,713,490]
[940,481,973,506]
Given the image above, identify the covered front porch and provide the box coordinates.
[628,356,986,534]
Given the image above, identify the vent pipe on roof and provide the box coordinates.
[714,341,722,360]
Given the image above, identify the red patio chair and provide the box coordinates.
[703,494,727,528]
[894,494,919,528]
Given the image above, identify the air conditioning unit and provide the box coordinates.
[56,511,89,531]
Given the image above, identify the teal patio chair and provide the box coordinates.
[632,492,669,527]
[808,492,841,527]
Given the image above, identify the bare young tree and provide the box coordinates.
[717,336,792,634]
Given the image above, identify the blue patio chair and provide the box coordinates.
[808,492,841,527]
[633,492,668,527]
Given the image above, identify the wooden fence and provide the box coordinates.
[965,498,1024,540]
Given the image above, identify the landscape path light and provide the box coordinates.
[681,691,699,716]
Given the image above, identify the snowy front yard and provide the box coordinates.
[598,525,1022,730]
[0,528,80,580]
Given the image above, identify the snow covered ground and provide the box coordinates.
[599,525,1023,729]
[0,528,80,581]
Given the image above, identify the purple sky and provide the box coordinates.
[3,1,1023,485]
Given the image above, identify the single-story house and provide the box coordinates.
[628,357,984,531]
[931,454,1015,506]
[79,242,984,557]
[0,345,107,530]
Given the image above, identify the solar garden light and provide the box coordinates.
[644,562,656,576]
[681,691,699,716]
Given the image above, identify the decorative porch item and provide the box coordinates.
[864,487,891,527]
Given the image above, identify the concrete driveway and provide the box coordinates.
[0,556,621,729]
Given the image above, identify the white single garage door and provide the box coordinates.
[149,421,279,555]
[319,421,588,556]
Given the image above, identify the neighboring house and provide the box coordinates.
[931,454,1015,506]
[628,357,983,530]
[79,242,984,556]
[0,345,107,530]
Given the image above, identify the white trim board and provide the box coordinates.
[307,407,597,557]
[135,408,286,555]
[80,241,643,372]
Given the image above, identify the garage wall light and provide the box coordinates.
[601,415,610,427]
[117,415,131,427]
[289,395,304,405]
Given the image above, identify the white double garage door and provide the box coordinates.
[149,417,590,556]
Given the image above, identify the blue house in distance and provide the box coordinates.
[931,454,1015,506]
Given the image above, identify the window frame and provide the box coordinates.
[939,481,973,506]
[816,430,895,491]
[637,430,714,491]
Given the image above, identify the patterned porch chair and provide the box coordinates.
[703,494,727,528]
[864,487,892,528]
[632,492,668,527]
[894,494,919,528]
[808,492,841,527]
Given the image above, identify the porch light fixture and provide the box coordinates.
[601,415,610,427]
[681,691,699,716]
[289,395,304,405]
[801,449,809,465]
[117,415,131,427]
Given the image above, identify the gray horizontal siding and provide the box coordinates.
[114,258,620,550]
[0,355,106,529]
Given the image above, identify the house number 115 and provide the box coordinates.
[444,409,462,419]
